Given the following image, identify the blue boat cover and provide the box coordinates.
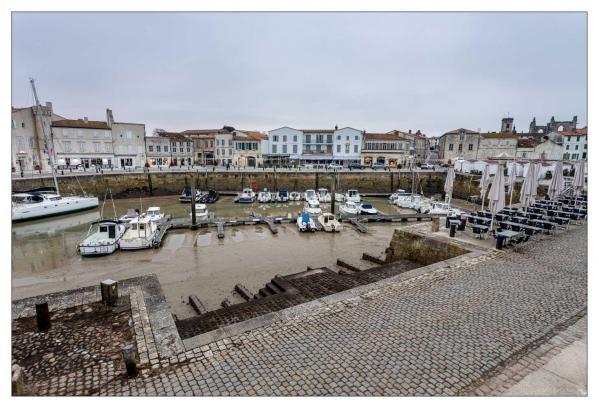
[302,213,310,223]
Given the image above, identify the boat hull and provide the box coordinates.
[12,197,99,223]
[79,242,119,256]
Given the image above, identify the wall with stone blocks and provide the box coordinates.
[385,229,469,266]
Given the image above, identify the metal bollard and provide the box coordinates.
[100,279,119,306]
[35,302,51,331]
[496,236,505,250]
[121,345,138,377]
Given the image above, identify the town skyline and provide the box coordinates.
[12,12,587,136]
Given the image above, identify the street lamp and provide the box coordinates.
[17,151,27,177]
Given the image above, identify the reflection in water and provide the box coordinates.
[12,195,403,317]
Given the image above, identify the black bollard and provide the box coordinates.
[449,223,456,237]
[496,235,505,250]
[35,302,51,331]
[121,345,138,377]
[100,279,119,306]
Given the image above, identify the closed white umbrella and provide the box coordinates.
[530,162,541,204]
[444,167,455,205]
[519,163,535,211]
[547,161,564,201]
[572,160,585,207]
[507,161,517,208]
[479,164,490,210]
[487,163,506,235]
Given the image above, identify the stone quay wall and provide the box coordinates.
[385,229,469,266]
[12,171,447,199]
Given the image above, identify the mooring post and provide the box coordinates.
[35,302,51,331]
[121,344,138,378]
[100,279,119,306]
[431,217,440,232]
[330,170,336,214]
[11,365,24,396]
[191,181,197,227]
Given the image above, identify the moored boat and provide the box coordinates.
[145,206,165,224]
[78,220,127,256]
[236,187,256,203]
[297,212,317,232]
[289,191,302,201]
[119,208,140,224]
[12,191,99,223]
[119,216,159,250]
[191,203,209,220]
[318,212,341,232]
[303,189,317,202]
[200,190,220,203]
[359,203,378,215]
[318,188,332,203]
[257,189,272,203]
[340,201,360,216]
[303,199,323,216]
[179,187,203,203]
[344,189,361,203]
[277,190,289,202]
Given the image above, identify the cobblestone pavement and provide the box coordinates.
[31,226,587,396]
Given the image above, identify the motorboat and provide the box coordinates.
[359,203,378,215]
[145,207,165,224]
[393,192,417,207]
[334,193,345,203]
[318,212,341,232]
[303,189,317,202]
[344,189,361,203]
[297,212,317,232]
[303,199,323,216]
[289,191,302,201]
[179,187,203,203]
[12,190,99,223]
[389,189,407,203]
[200,190,220,203]
[340,201,360,216]
[119,208,140,224]
[236,187,256,203]
[419,201,463,217]
[404,195,430,210]
[12,210,99,238]
[277,190,289,202]
[78,220,127,256]
[257,189,272,203]
[318,188,332,203]
[119,216,159,250]
[396,194,425,209]
[191,203,209,221]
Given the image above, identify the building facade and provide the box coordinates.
[561,127,587,160]
[529,115,578,134]
[51,118,114,169]
[231,130,267,167]
[215,131,234,166]
[181,129,218,166]
[516,138,563,161]
[438,128,480,163]
[264,126,304,166]
[476,132,518,160]
[361,132,411,168]
[145,133,172,167]
[109,109,146,169]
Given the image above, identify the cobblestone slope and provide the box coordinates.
[33,227,588,396]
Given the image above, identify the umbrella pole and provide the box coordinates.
[487,213,495,239]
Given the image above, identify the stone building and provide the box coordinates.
[51,117,114,169]
[476,132,518,160]
[145,132,172,167]
[361,132,411,168]
[157,132,193,167]
[515,138,563,161]
[561,127,588,160]
[529,115,578,134]
[389,129,428,162]
[11,102,65,173]
[181,129,218,166]
[109,109,146,169]
[231,130,267,167]
[438,128,480,163]
[215,129,234,166]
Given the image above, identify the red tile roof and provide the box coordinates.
[560,127,587,136]
[181,129,222,135]
[52,119,110,130]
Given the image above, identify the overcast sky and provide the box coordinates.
[12,12,587,136]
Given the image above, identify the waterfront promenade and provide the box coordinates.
[15,224,586,396]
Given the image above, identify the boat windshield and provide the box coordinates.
[362,204,373,209]
[12,194,43,204]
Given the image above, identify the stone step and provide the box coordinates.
[266,282,283,294]
[188,295,207,315]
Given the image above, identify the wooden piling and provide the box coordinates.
[189,295,207,315]
[234,284,253,301]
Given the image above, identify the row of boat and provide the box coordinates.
[179,188,220,203]
[235,187,362,204]
[389,189,462,217]
[78,207,167,255]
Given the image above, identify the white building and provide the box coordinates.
[215,131,234,166]
[264,126,304,166]
[561,127,588,160]
[51,117,114,169]
[108,109,146,169]
[332,127,363,165]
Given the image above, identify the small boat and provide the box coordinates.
[419,201,463,217]
[236,187,256,203]
[119,208,140,224]
[318,188,332,203]
[200,190,220,203]
[179,187,203,203]
[334,193,345,203]
[394,193,420,208]
[277,190,289,202]
[359,203,378,215]
[119,216,159,250]
[191,203,209,220]
[297,212,317,232]
[145,206,165,224]
[12,190,99,222]
[289,191,302,201]
[257,189,272,203]
[389,189,407,203]
[401,195,430,210]
[78,220,127,256]
[304,189,317,202]
[318,212,341,232]
[344,189,361,203]
[340,201,360,216]
[303,199,323,216]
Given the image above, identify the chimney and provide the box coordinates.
[334,124,338,130]
[408,129,412,134]
[394,130,399,136]
[106,108,114,127]
[83,117,88,123]
[45,102,53,112]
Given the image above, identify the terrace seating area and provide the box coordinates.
[444,193,587,250]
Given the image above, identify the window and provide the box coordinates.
[283,135,287,142]
[149,145,154,152]
[576,136,580,142]
[293,145,297,154]
[157,145,161,152]
[11,119,16,129]
[64,141,72,152]
[293,135,297,142]
[126,131,132,139]
[316,135,324,143]
[337,145,341,153]
[448,143,454,151]
[94,142,100,153]
[272,135,279,142]
[21,122,25,128]
[584,144,587,150]
[354,145,358,153]
[104,143,111,153]
[337,135,341,140]
[458,144,463,152]
[283,145,287,154]
[459,132,465,141]
[272,145,277,154]
[567,136,571,142]
[79,142,85,152]
[228,149,232,156]
[468,144,473,151]
[583,152,587,159]
[180,146,184,153]
[345,145,350,153]
[346,136,349,141]
[305,135,311,143]
[566,145,570,150]
[575,145,579,150]
[327,135,332,143]
[164,145,168,152]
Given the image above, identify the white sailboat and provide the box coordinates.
[78,220,127,256]
[145,206,165,224]
[12,79,99,223]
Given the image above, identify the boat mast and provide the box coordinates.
[30,78,60,195]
